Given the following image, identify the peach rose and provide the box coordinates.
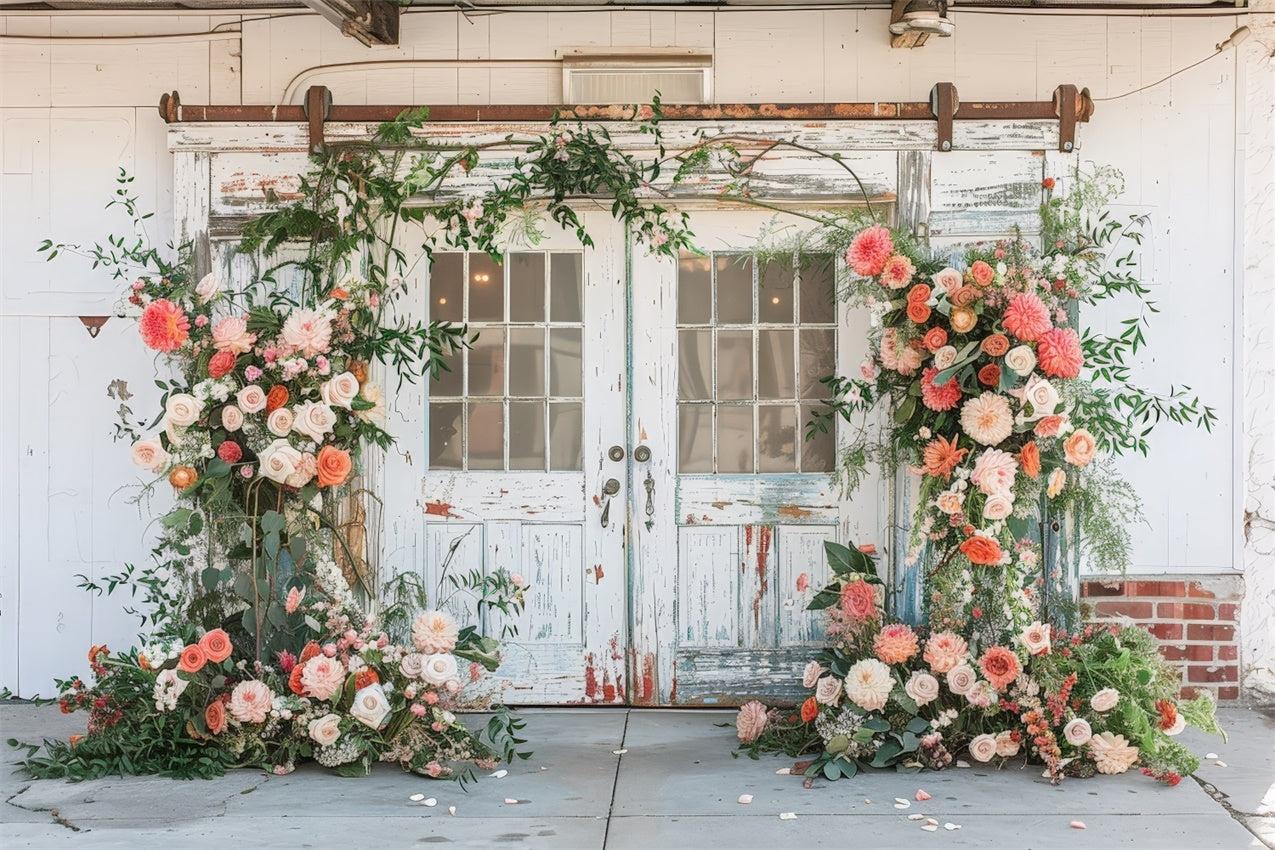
[904,671,940,707]
[933,345,958,371]
[1090,687,1120,712]
[945,663,977,695]
[931,267,963,296]
[205,700,227,735]
[736,700,769,743]
[1064,428,1097,467]
[907,301,932,324]
[198,628,233,663]
[923,327,948,352]
[316,445,353,488]
[970,260,995,287]
[195,272,221,302]
[969,733,999,763]
[978,646,1021,690]
[1004,345,1036,377]
[320,372,360,410]
[1020,621,1051,656]
[308,713,342,746]
[935,491,964,515]
[815,675,843,706]
[959,534,1004,565]
[350,682,391,729]
[1034,415,1067,438]
[291,400,336,442]
[178,643,207,673]
[951,285,978,308]
[1047,467,1067,498]
[221,405,244,432]
[131,436,169,472]
[267,407,294,437]
[236,384,267,414]
[983,493,1013,521]
[169,466,198,489]
[950,307,977,334]
[995,731,1020,757]
[1064,718,1092,746]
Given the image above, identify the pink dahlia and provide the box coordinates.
[138,299,190,352]
[923,631,968,674]
[1036,327,1083,378]
[846,225,894,277]
[879,254,916,290]
[874,623,920,665]
[1002,293,1052,342]
[970,448,1018,496]
[921,367,962,412]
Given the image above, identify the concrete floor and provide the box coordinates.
[1,703,1270,849]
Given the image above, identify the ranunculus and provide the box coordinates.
[951,285,978,308]
[1064,718,1092,746]
[267,407,294,437]
[350,682,391,729]
[1090,688,1120,712]
[932,267,963,296]
[1020,374,1061,420]
[802,661,826,689]
[736,700,769,743]
[815,675,843,706]
[412,611,460,654]
[308,713,342,747]
[399,652,425,679]
[281,308,333,357]
[131,436,169,472]
[978,646,1021,690]
[981,333,1010,357]
[228,680,272,724]
[945,663,977,695]
[1020,621,1051,656]
[971,447,1018,496]
[969,733,999,762]
[211,316,256,355]
[969,260,995,286]
[321,372,360,410]
[908,283,932,304]
[881,254,916,290]
[421,653,459,686]
[300,655,346,701]
[208,350,237,379]
[169,465,198,489]
[922,327,948,352]
[960,535,1003,565]
[195,272,220,302]
[1064,428,1097,467]
[178,643,207,673]
[924,632,968,674]
[236,384,267,413]
[266,385,289,414]
[907,301,931,323]
[258,438,302,484]
[839,578,878,622]
[1004,345,1037,377]
[291,400,336,442]
[904,671,940,707]
[316,445,352,488]
[874,623,920,664]
[960,392,1014,446]
[198,628,233,663]
[977,364,1001,387]
[950,306,978,334]
[936,491,964,515]
[844,658,893,711]
[221,404,244,432]
[205,700,227,735]
[283,452,317,489]
[165,393,204,430]
[995,731,1020,757]
[1089,731,1139,774]
[983,493,1013,521]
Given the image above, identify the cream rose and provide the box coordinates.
[221,405,244,432]
[935,491,965,515]
[350,682,391,729]
[904,671,940,707]
[815,675,843,706]
[1064,428,1097,467]
[284,452,317,489]
[1047,468,1067,499]
[237,384,267,414]
[267,407,294,437]
[1020,621,1051,656]
[131,436,169,472]
[995,731,1021,757]
[945,663,977,696]
[308,713,342,747]
[320,372,360,410]
[1004,345,1037,377]
[292,400,336,442]
[969,733,999,763]
[258,438,302,484]
[1021,374,1060,420]
[1090,687,1120,713]
[421,653,459,687]
[195,272,221,302]
[802,661,826,689]
[983,493,1014,521]
[399,652,425,680]
[1063,717,1092,746]
[933,345,958,371]
[165,393,204,430]
[931,267,963,297]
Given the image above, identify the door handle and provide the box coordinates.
[633,445,651,463]
[600,477,621,528]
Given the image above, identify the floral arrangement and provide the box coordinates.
[734,542,1221,785]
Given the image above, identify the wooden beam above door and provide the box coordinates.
[297,0,400,46]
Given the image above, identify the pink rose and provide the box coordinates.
[221,405,244,432]
[291,400,336,442]
[131,436,169,472]
[815,676,843,706]
[236,384,267,414]
[802,661,825,689]
[931,267,964,297]
[904,671,940,707]
[1064,718,1092,746]
[945,663,977,696]
[267,408,294,437]
[1020,621,1051,656]
[736,700,769,743]
[969,733,998,763]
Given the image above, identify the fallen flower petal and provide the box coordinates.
[423,798,437,807]
[448,806,456,816]
[907,814,926,821]
[944,823,960,831]
[775,768,791,775]
[1070,821,1086,830]
[491,769,508,778]
[921,824,939,832]
[915,790,932,801]
[779,812,798,820]
[410,794,425,802]
[504,798,521,805]
[738,794,753,805]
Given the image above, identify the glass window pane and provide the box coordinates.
[549,328,583,397]
[468,328,505,397]
[550,254,583,322]
[433,346,464,397]
[678,329,712,401]
[716,254,752,324]
[678,404,712,473]
[469,253,504,322]
[759,405,798,473]
[801,403,836,472]
[717,405,754,473]
[509,252,546,322]
[429,402,463,469]
[678,253,711,324]
[800,328,836,399]
[758,258,794,323]
[549,402,582,470]
[717,330,753,400]
[467,402,504,469]
[509,401,546,470]
[509,327,545,397]
[799,254,837,324]
[758,329,795,400]
[431,253,464,323]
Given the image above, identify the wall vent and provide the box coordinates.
[561,50,712,105]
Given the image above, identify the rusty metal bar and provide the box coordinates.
[1053,84,1080,154]
[930,82,958,152]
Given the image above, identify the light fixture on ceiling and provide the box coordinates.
[889,0,955,50]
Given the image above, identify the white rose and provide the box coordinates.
[904,671,940,707]
[969,733,999,763]
[1165,713,1185,736]
[1020,621,1052,656]
[933,345,958,371]
[320,372,360,410]
[237,384,267,414]
[983,493,1014,521]
[258,438,301,484]
[1021,374,1060,420]
[308,713,342,746]
[292,400,336,442]
[802,661,826,689]
[267,407,294,437]
[349,682,391,729]
[1090,688,1120,713]
[1063,717,1092,746]
[399,652,425,680]
[945,663,977,696]
[194,272,220,302]
[815,675,843,706]
[1004,345,1037,377]
[421,653,459,687]
[221,405,244,432]
[165,393,204,429]
[131,436,169,472]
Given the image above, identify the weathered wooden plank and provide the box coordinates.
[778,526,835,645]
[673,648,812,705]
[677,526,738,648]
[677,475,840,525]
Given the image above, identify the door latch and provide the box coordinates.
[600,478,621,528]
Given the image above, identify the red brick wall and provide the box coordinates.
[1081,575,1243,701]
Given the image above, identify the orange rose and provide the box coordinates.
[265,385,289,414]
[950,307,977,334]
[355,669,380,690]
[1064,428,1097,467]
[288,663,307,696]
[952,285,978,307]
[981,334,1009,357]
[1019,441,1041,479]
[907,283,932,304]
[69,734,84,747]
[316,445,353,488]
[800,696,819,723]
[88,644,109,665]
[169,466,198,489]
[970,260,995,286]
[922,327,948,352]
[978,364,1001,387]
[858,543,877,555]
[1034,415,1066,438]
[348,360,369,384]
[178,644,207,674]
[198,628,233,664]
[138,653,152,671]
[299,640,322,664]
[328,287,349,301]
[907,301,932,324]
[959,535,1004,566]
[205,700,227,735]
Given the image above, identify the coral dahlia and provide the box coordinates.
[880,254,916,290]
[920,434,968,481]
[138,299,190,352]
[921,367,963,412]
[1036,327,1083,378]
[874,623,920,664]
[846,225,895,277]
[1002,293,1052,342]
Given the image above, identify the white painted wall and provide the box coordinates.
[0,8,1257,695]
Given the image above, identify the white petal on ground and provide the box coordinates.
[775,768,791,775]
[921,824,939,832]
[409,794,425,802]
[1070,821,1086,830]
[925,818,939,826]
[779,812,798,820]
[944,823,961,831]
[448,806,456,816]
[504,798,520,805]
[423,798,437,807]
[1206,752,1219,759]
[956,760,971,768]
[907,814,926,821]
[613,749,628,755]
[737,795,753,805]
[1215,760,1228,767]
[491,770,508,779]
